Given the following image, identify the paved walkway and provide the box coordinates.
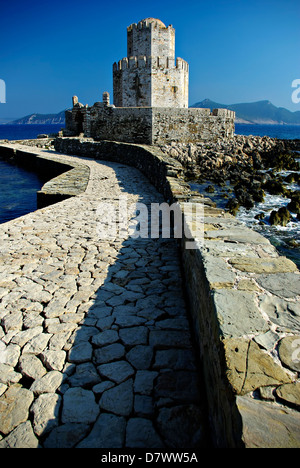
[0,153,210,448]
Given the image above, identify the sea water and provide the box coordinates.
[0,124,62,224]
[235,125,300,267]
[0,158,46,224]
[235,123,300,140]
[191,165,300,269]
[0,123,63,141]
[236,192,300,268]
[191,123,300,268]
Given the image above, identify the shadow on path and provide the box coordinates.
[0,160,212,448]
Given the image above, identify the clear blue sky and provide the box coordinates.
[0,0,299,118]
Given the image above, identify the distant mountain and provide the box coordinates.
[0,117,19,124]
[9,110,66,125]
[191,99,300,125]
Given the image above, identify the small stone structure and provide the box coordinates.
[64,18,235,144]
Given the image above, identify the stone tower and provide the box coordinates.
[113,18,189,108]
[65,17,235,143]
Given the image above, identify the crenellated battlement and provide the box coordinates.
[113,56,149,71]
[176,57,189,72]
[212,108,236,119]
[127,18,172,32]
[113,55,189,72]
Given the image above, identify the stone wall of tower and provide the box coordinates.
[151,57,189,108]
[113,19,188,108]
[113,56,188,108]
[113,56,152,108]
[127,20,175,62]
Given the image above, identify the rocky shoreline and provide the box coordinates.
[159,136,300,226]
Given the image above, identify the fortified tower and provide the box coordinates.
[65,18,235,143]
[113,18,189,108]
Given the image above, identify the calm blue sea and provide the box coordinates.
[235,123,300,140]
[0,123,63,141]
[0,159,46,224]
[0,124,63,224]
[0,123,299,142]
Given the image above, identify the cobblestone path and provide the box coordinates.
[0,154,210,448]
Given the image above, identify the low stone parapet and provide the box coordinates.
[181,205,300,447]
[0,142,90,208]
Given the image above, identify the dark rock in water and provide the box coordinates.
[252,151,263,169]
[287,239,300,248]
[263,179,287,196]
[226,198,240,215]
[274,154,300,171]
[284,173,300,184]
[255,213,265,221]
[234,186,255,209]
[205,185,215,193]
[287,192,300,215]
[254,190,265,203]
[251,185,265,203]
[269,210,280,226]
[232,174,265,208]
[269,207,291,226]
[257,171,272,185]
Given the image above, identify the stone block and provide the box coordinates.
[256,273,300,298]
[0,386,34,435]
[213,289,268,338]
[229,257,297,274]
[126,418,164,448]
[99,379,134,416]
[62,387,99,424]
[237,396,300,448]
[76,413,126,448]
[224,339,292,395]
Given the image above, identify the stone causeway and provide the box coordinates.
[0,138,299,448]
